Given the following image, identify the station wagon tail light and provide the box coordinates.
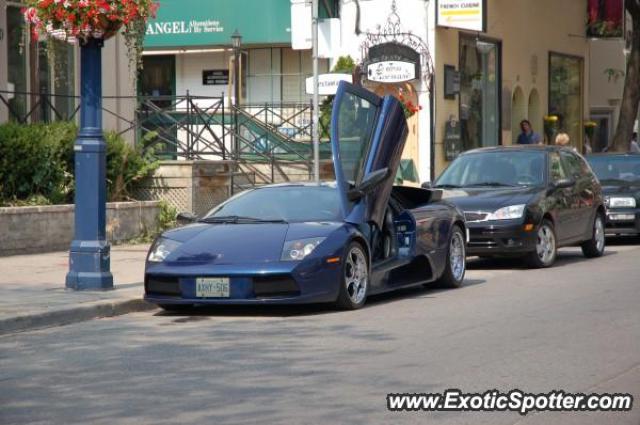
[281,237,326,261]
[486,205,526,221]
[607,197,636,208]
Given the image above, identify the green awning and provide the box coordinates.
[144,0,292,48]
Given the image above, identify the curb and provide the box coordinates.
[0,298,158,336]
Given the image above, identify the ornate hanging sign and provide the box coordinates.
[360,0,434,89]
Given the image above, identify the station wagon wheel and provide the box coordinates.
[335,242,369,310]
[525,219,557,268]
[581,212,606,258]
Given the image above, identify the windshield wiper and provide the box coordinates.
[199,215,287,224]
[434,184,463,189]
[467,182,517,188]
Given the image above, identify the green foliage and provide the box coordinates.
[105,131,158,202]
[0,122,158,206]
[331,56,356,74]
[156,200,177,232]
[0,121,76,206]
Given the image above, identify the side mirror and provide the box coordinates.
[176,212,198,226]
[347,168,390,202]
[421,181,433,189]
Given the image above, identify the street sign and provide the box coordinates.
[436,0,487,33]
[305,73,352,95]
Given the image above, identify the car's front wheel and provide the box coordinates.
[581,212,606,258]
[525,219,557,268]
[334,242,369,310]
[435,225,466,288]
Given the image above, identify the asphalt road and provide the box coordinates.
[2,240,640,425]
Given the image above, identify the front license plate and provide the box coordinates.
[609,214,635,221]
[196,277,230,298]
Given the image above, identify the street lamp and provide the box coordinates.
[65,38,113,290]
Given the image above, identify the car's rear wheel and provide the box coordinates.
[158,304,194,313]
[334,242,369,310]
[581,212,606,258]
[525,219,557,268]
[435,225,466,288]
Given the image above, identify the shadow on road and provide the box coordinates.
[606,236,640,246]
[154,278,486,319]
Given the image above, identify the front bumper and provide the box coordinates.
[144,259,342,305]
[466,221,537,256]
[605,209,640,235]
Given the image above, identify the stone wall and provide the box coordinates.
[135,161,234,216]
[0,201,160,256]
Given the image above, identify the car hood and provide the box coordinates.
[440,186,542,212]
[161,221,342,264]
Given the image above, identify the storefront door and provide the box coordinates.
[549,53,584,151]
[459,35,501,150]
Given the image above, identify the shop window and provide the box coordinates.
[549,53,583,150]
[247,48,281,105]
[246,48,328,104]
[50,41,76,119]
[7,5,28,121]
[459,36,501,150]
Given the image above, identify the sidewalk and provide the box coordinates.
[0,244,157,335]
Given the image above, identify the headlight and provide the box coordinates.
[148,238,182,263]
[281,237,326,261]
[607,197,636,208]
[486,204,526,221]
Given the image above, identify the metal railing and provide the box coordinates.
[0,91,327,193]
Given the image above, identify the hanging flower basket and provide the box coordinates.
[397,94,421,119]
[23,0,159,69]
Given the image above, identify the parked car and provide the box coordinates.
[431,146,606,268]
[144,82,466,311]
[586,153,640,236]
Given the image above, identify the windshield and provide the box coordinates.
[587,156,640,184]
[436,150,546,188]
[204,186,341,222]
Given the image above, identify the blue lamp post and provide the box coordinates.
[66,38,113,290]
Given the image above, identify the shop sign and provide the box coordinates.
[202,70,229,86]
[144,0,291,48]
[436,0,487,33]
[305,73,353,95]
[367,61,416,83]
[444,118,462,161]
[365,42,420,83]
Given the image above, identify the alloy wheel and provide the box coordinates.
[450,231,466,282]
[595,215,605,253]
[345,247,368,305]
[536,224,556,265]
